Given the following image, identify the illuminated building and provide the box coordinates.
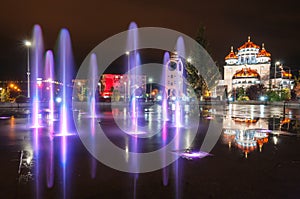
[222,36,271,95]
[273,65,294,90]
[165,51,184,99]
[100,74,146,99]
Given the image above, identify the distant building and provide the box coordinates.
[73,74,147,101]
[271,65,294,90]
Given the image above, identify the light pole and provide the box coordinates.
[148,77,153,95]
[24,40,31,98]
[124,82,127,102]
[274,61,280,90]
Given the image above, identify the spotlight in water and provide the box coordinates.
[273,136,278,145]
[157,95,162,101]
[56,97,62,103]
[259,96,267,101]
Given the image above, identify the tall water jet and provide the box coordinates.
[163,52,170,121]
[88,53,98,119]
[31,25,44,128]
[174,36,186,127]
[57,28,74,136]
[56,28,74,199]
[127,22,139,120]
[127,22,140,199]
[45,50,55,121]
[127,22,141,134]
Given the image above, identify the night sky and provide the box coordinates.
[1,0,300,80]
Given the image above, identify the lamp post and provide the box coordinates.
[274,61,280,90]
[124,82,127,102]
[285,65,292,98]
[24,40,31,98]
[148,77,153,94]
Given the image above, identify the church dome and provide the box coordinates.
[233,67,260,79]
[238,36,260,50]
[257,43,271,57]
[225,46,238,60]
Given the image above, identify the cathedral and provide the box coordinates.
[223,36,271,96]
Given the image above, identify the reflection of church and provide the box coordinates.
[221,36,271,96]
[222,104,269,158]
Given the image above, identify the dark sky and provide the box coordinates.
[1,0,300,80]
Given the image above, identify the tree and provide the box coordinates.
[195,25,210,51]
[0,87,10,102]
[246,84,265,100]
[293,70,300,99]
[236,87,246,100]
[111,90,120,102]
[185,24,213,99]
[266,90,280,102]
[280,88,291,101]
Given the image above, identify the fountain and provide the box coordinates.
[44,50,55,121]
[31,25,44,128]
[57,28,74,136]
[28,24,76,199]
[162,52,170,121]
[88,53,99,119]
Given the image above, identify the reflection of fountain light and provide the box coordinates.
[47,136,54,188]
[179,150,211,160]
[273,136,278,145]
[175,100,182,127]
[33,128,40,198]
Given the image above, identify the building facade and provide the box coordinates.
[223,36,271,96]
[165,51,185,99]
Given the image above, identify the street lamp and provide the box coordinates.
[24,40,31,98]
[274,61,280,89]
[148,77,153,94]
[124,82,127,102]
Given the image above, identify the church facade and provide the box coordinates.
[223,36,271,96]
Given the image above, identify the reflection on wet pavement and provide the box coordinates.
[1,104,300,198]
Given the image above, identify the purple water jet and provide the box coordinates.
[44,50,55,121]
[57,28,74,136]
[162,52,170,121]
[88,53,98,119]
[174,36,186,127]
[31,25,44,128]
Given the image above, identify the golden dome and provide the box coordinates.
[233,67,260,79]
[238,36,260,50]
[225,46,238,60]
[257,43,271,57]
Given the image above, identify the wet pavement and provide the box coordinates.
[0,104,300,199]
